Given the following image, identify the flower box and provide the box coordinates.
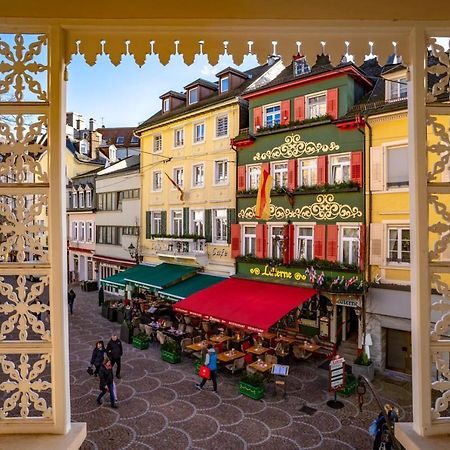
[352,362,374,382]
[161,349,181,364]
[120,322,134,344]
[239,381,265,400]
[132,337,149,350]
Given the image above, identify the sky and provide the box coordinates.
[67,53,259,129]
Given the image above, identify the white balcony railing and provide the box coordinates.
[150,237,207,259]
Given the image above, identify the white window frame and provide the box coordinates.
[152,170,162,192]
[214,159,229,185]
[78,221,85,243]
[172,167,184,188]
[116,136,125,144]
[220,76,229,93]
[215,114,229,138]
[188,87,199,105]
[242,223,257,256]
[246,164,261,190]
[72,190,78,208]
[193,122,205,144]
[163,98,170,112]
[385,76,408,102]
[271,161,288,188]
[305,90,327,119]
[329,153,351,184]
[86,221,94,243]
[190,209,205,237]
[85,188,92,208]
[385,143,409,190]
[299,158,318,187]
[339,224,360,265]
[295,224,315,260]
[153,134,162,153]
[78,189,85,208]
[263,103,281,128]
[212,209,228,244]
[171,210,183,236]
[268,223,285,259]
[294,58,310,76]
[174,128,184,148]
[387,225,411,265]
[192,163,205,188]
[72,221,78,241]
[151,211,162,234]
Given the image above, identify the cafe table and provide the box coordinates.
[297,342,321,352]
[185,340,211,352]
[217,349,246,363]
[274,335,296,345]
[209,334,232,344]
[260,332,277,340]
[248,359,273,373]
[245,345,270,355]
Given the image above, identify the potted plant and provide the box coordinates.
[352,351,374,381]
[120,320,134,344]
[132,332,150,350]
[337,373,358,396]
[160,339,181,364]
[239,373,265,400]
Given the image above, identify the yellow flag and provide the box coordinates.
[255,170,272,220]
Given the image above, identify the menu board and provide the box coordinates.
[329,357,345,391]
[271,364,290,376]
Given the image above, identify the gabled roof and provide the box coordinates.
[96,154,140,177]
[184,78,218,91]
[215,66,249,79]
[96,127,140,148]
[159,90,186,100]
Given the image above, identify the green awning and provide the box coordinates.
[159,274,225,301]
[124,263,197,290]
[100,264,143,287]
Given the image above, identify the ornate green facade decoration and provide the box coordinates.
[253,133,340,162]
[238,194,362,221]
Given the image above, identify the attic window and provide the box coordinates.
[220,76,229,93]
[163,98,170,112]
[130,136,139,144]
[294,58,310,76]
[116,136,125,144]
[189,87,199,105]
[386,77,407,102]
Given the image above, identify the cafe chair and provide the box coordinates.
[180,337,193,355]
[184,316,191,324]
[156,330,166,345]
[275,343,289,360]
[201,321,210,333]
[178,323,186,332]
[192,335,201,344]
[292,345,306,360]
[226,357,245,374]
[185,325,194,335]
[265,354,278,365]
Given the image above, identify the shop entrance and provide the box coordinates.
[346,307,359,339]
[386,328,412,374]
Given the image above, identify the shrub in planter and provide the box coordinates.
[337,373,357,396]
[132,332,150,350]
[160,339,181,364]
[120,320,134,344]
[352,352,375,382]
[239,373,265,400]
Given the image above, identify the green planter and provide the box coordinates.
[101,303,108,318]
[337,374,357,396]
[132,337,149,350]
[116,309,125,324]
[161,349,181,364]
[120,322,133,344]
[239,381,265,400]
[107,307,117,322]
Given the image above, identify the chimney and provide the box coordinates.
[267,55,280,66]
[89,118,95,131]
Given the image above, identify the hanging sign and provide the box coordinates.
[336,298,360,308]
[329,356,346,391]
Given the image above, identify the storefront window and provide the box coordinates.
[243,225,256,256]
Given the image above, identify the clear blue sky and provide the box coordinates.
[67,53,259,128]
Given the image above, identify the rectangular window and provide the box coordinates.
[86,222,94,242]
[213,209,227,243]
[131,135,139,144]
[294,58,310,76]
[296,227,314,260]
[116,136,125,144]
[247,165,261,190]
[243,225,256,256]
[216,115,228,137]
[153,170,162,191]
[330,154,351,184]
[86,190,92,207]
[174,128,184,147]
[193,123,205,143]
[173,167,184,187]
[151,211,162,234]
[189,87,198,105]
[387,146,409,188]
[72,191,78,208]
[122,226,139,236]
[388,227,410,263]
[269,225,284,259]
[97,193,103,210]
[264,104,281,127]
[387,78,407,102]
[306,92,327,118]
[163,98,170,112]
[214,160,228,185]
[299,158,317,186]
[117,191,124,210]
[96,226,122,245]
[192,164,204,187]
[220,76,229,92]
[272,161,288,188]
[79,191,85,208]
[340,227,359,265]
[153,134,162,153]
[171,210,183,236]
[191,210,205,236]
[72,221,78,241]
[79,221,85,242]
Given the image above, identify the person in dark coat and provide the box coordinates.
[68,289,76,315]
[98,286,104,307]
[106,334,123,379]
[97,357,117,408]
[90,340,106,376]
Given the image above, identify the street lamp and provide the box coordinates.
[128,243,141,263]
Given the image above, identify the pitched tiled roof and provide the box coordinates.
[96,127,140,148]
[184,78,218,91]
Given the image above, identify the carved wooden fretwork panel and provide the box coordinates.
[431,349,450,420]
[427,38,450,103]
[0,353,51,419]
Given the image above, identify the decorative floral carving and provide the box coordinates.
[0,275,50,341]
[431,350,450,420]
[0,194,48,263]
[0,34,48,102]
[238,194,362,221]
[0,115,48,183]
[427,115,450,182]
[431,274,450,341]
[428,194,450,260]
[427,39,450,103]
[0,353,51,419]
[253,133,340,162]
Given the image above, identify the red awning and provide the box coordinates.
[173,278,316,332]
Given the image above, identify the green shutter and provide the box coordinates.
[183,207,190,235]
[161,211,167,235]
[145,211,151,238]
[227,208,236,244]
[205,209,212,242]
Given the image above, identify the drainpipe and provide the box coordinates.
[231,141,238,276]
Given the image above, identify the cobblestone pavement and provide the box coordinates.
[69,287,412,450]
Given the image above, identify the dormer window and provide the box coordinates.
[188,87,198,105]
[130,136,139,144]
[116,136,125,144]
[386,77,407,102]
[220,76,229,93]
[79,139,89,155]
[294,58,310,76]
[163,98,170,112]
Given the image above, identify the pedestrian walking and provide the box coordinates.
[68,289,76,315]
[106,334,123,379]
[96,357,117,408]
[196,344,218,392]
[90,340,106,377]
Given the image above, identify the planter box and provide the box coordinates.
[239,381,264,400]
[116,309,125,324]
[101,303,108,318]
[120,322,133,344]
[352,362,375,382]
[107,307,117,322]
[132,337,149,350]
[161,350,181,364]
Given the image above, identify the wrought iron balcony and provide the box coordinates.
[150,237,207,260]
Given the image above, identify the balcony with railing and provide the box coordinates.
[148,236,207,264]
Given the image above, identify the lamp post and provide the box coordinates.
[127,242,141,264]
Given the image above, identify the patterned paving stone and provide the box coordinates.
[142,427,191,449]
[152,400,196,423]
[145,387,177,407]
[205,402,244,426]
[224,417,271,445]
[132,376,162,394]
[200,431,247,450]
[123,411,167,436]
[274,422,323,447]
[88,423,136,450]
[252,406,293,430]
[176,414,220,441]
[249,435,300,450]
[299,410,341,433]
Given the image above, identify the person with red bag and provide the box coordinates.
[196,344,218,393]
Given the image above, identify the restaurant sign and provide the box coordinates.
[335,298,360,308]
[249,265,307,282]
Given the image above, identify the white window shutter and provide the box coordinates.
[370,146,383,191]
[370,223,383,266]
